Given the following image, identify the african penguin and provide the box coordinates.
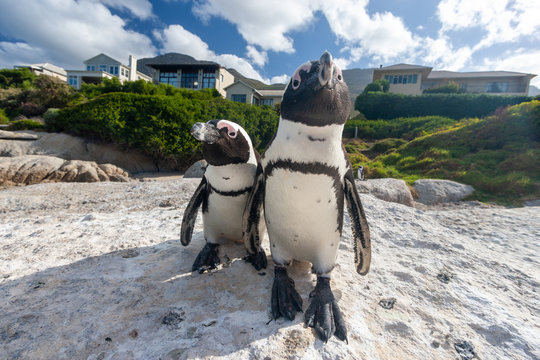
[243,51,371,342]
[181,119,266,273]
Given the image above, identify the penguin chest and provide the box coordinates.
[203,191,247,242]
[264,169,343,260]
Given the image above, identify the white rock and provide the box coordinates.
[414,179,475,205]
[356,178,414,206]
[0,180,538,360]
[0,129,39,140]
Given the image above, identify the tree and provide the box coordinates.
[363,79,390,93]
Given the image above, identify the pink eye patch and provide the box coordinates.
[292,62,311,90]
[217,120,238,138]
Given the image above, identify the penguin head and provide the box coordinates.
[191,120,253,166]
[281,51,351,127]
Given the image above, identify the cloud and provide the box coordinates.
[246,46,268,67]
[477,49,540,87]
[437,0,540,50]
[270,74,290,84]
[0,0,156,70]
[192,0,316,53]
[153,25,268,83]
[100,0,154,20]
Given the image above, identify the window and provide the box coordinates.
[181,71,199,88]
[384,74,417,85]
[486,82,508,93]
[221,74,224,82]
[202,71,216,88]
[109,66,119,75]
[87,65,96,71]
[262,99,274,106]
[99,65,107,72]
[159,72,178,87]
[68,75,78,86]
[231,94,246,103]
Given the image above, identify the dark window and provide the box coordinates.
[262,99,274,106]
[231,94,246,103]
[181,71,199,89]
[160,72,178,87]
[202,71,216,88]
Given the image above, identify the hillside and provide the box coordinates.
[348,100,540,204]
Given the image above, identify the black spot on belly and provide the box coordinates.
[308,135,326,142]
[222,177,230,180]
[316,199,321,203]
[293,185,298,189]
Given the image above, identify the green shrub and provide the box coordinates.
[372,138,407,153]
[355,92,532,119]
[0,68,36,89]
[423,81,464,94]
[0,108,8,124]
[8,119,45,130]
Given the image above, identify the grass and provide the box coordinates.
[345,100,540,205]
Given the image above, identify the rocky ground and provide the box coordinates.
[1,179,538,359]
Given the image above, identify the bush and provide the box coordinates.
[0,108,8,124]
[0,68,36,89]
[53,92,279,165]
[423,81,464,94]
[372,138,407,153]
[8,119,45,130]
[355,92,532,119]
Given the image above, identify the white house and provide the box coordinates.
[66,53,152,90]
[224,80,284,106]
[14,63,67,82]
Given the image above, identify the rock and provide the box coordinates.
[0,180,538,359]
[414,179,475,205]
[523,200,540,207]
[0,131,168,173]
[356,178,414,206]
[183,160,207,178]
[0,129,39,140]
[0,155,130,186]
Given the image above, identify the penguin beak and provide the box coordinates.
[191,122,221,144]
[318,51,334,89]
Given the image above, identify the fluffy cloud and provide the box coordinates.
[437,0,540,50]
[0,0,156,70]
[246,45,268,67]
[153,25,268,82]
[100,0,154,19]
[477,49,540,87]
[192,0,317,53]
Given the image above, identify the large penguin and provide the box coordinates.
[243,51,371,342]
[182,120,266,273]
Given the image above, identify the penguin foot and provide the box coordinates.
[243,248,268,270]
[271,267,303,320]
[192,243,220,273]
[305,276,348,343]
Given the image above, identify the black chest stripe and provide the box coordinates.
[265,159,345,233]
[208,183,253,197]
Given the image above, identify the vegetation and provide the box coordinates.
[346,100,540,204]
[423,81,464,94]
[354,92,532,119]
[363,79,390,93]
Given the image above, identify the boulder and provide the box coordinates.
[356,178,414,206]
[183,160,207,178]
[0,129,39,140]
[413,179,474,205]
[0,155,130,186]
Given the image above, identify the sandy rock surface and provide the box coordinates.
[356,178,414,207]
[414,179,475,205]
[0,179,539,359]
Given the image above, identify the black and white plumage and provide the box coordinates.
[181,119,266,273]
[243,51,371,342]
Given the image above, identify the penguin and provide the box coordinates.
[243,51,371,342]
[181,119,267,273]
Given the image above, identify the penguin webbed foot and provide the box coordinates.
[192,242,220,274]
[243,248,268,270]
[305,277,348,343]
[271,267,303,320]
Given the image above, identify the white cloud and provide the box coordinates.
[0,0,156,70]
[417,36,473,70]
[153,25,268,83]
[270,74,290,84]
[246,45,268,67]
[192,0,316,53]
[100,0,154,19]
[437,0,540,51]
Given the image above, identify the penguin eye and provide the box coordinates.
[291,62,311,90]
[334,63,343,82]
[228,131,237,139]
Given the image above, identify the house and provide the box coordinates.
[65,53,152,90]
[14,63,67,82]
[139,53,234,97]
[224,80,284,106]
[373,64,535,95]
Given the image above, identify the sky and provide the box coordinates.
[0,0,539,87]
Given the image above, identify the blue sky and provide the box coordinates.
[1,0,539,87]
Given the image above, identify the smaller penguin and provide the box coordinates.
[181,120,267,273]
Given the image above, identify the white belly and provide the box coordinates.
[264,170,341,270]
[203,192,248,243]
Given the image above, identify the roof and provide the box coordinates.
[143,53,220,67]
[223,80,262,95]
[258,89,284,97]
[84,53,121,65]
[376,63,432,71]
[18,63,66,76]
[428,70,536,79]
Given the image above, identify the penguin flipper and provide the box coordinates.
[180,177,207,246]
[242,163,267,269]
[344,169,371,275]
